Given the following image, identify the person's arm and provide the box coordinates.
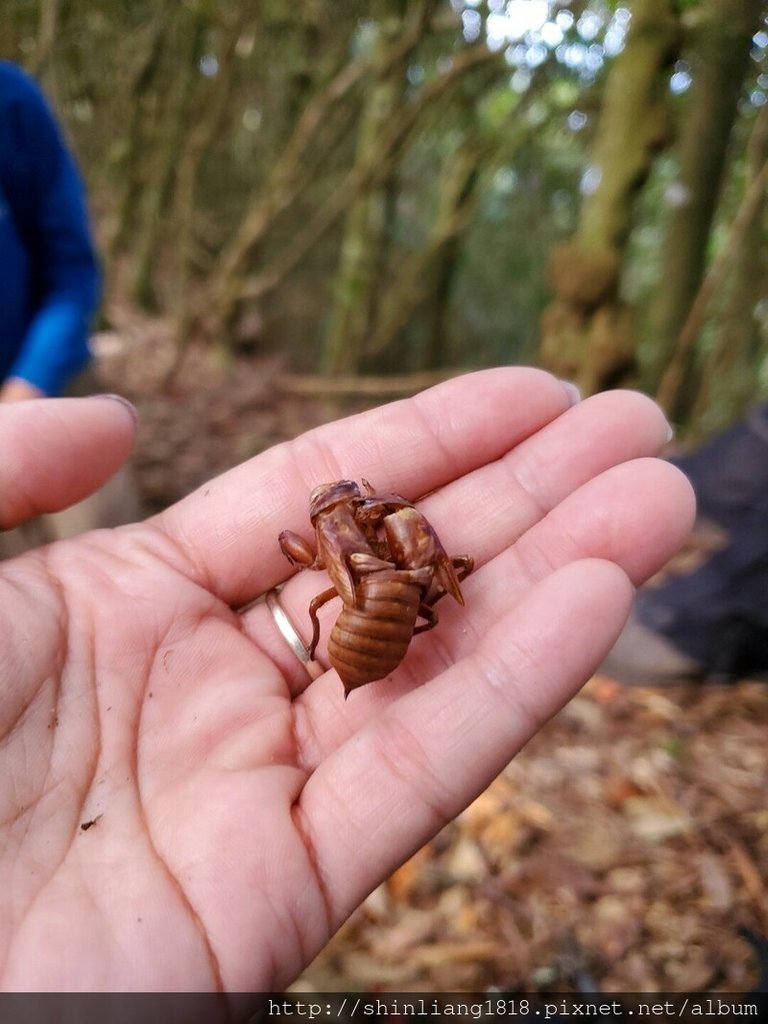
[1,64,100,397]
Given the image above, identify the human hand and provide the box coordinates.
[0,371,694,992]
[0,377,46,403]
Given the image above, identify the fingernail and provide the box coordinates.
[664,420,675,443]
[88,393,139,427]
[559,380,582,407]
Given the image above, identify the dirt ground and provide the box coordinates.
[97,320,768,994]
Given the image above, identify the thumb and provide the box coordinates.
[0,395,138,530]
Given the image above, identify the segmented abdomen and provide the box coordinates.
[328,572,422,693]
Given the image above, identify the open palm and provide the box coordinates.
[0,369,694,991]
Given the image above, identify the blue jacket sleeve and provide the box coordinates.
[1,63,100,396]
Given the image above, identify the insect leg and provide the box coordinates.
[426,554,474,608]
[279,530,322,569]
[308,586,339,658]
[451,554,474,582]
[347,552,395,573]
[415,553,473,632]
[413,603,439,635]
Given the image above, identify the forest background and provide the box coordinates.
[2,0,768,996]
[3,0,767,440]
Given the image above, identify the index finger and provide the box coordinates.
[153,369,577,606]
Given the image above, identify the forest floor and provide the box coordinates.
[98,317,768,994]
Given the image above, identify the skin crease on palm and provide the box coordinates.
[0,369,695,993]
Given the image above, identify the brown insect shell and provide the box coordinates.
[278,529,317,567]
[308,481,383,607]
[351,491,421,559]
[309,480,362,521]
[328,563,435,694]
[279,482,367,573]
[382,506,465,605]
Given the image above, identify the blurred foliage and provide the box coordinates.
[1,0,767,432]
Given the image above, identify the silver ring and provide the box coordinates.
[265,588,324,680]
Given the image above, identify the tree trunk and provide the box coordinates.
[647,0,763,421]
[107,1,176,258]
[321,1,414,375]
[538,0,679,394]
[33,0,61,102]
[680,103,768,434]
[170,7,249,315]
[365,140,487,371]
[131,11,206,309]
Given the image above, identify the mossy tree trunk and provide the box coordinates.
[107,1,177,260]
[32,0,61,102]
[665,103,768,434]
[169,6,250,316]
[320,0,437,376]
[365,62,516,373]
[538,0,680,395]
[130,7,208,310]
[648,0,764,422]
